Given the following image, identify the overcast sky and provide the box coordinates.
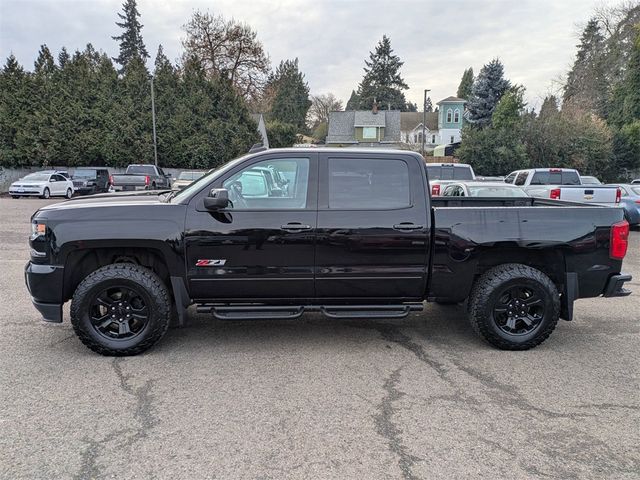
[0,0,623,110]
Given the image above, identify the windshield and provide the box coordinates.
[170,155,251,203]
[73,170,97,178]
[468,186,528,197]
[178,171,204,181]
[127,165,156,175]
[22,173,50,182]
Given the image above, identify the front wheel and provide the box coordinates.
[70,264,171,356]
[468,264,560,350]
[41,187,50,199]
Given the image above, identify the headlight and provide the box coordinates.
[31,222,46,238]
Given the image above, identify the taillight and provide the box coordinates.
[635,200,640,205]
[615,187,621,204]
[109,175,114,185]
[610,220,629,260]
[550,188,561,200]
[432,184,441,196]
[145,175,150,186]
[549,168,562,172]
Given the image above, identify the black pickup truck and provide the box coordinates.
[25,149,632,356]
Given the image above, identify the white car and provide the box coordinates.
[9,171,75,199]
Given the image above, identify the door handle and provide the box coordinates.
[281,222,312,232]
[393,223,424,231]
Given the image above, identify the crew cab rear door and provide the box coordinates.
[315,152,430,300]
[184,152,318,300]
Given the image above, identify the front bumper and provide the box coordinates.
[603,274,632,297]
[24,262,65,322]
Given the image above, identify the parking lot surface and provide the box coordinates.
[1,197,639,479]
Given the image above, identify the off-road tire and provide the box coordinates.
[71,263,171,356]
[468,263,560,350]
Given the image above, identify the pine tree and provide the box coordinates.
[268,58,311,131]
[0,54,31,166]
[467,59,511,126]
[30,45,59,166]
[345,90,360,110]
[152,45,180,166]
[424,97,433,112]
[538,95,560,120]
[609,24,640,127]
[112,0,149,72]
[563,18,608,115]
[456,67,474,99]
[355,35,411,111]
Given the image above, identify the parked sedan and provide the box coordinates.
[442,182,529,197]
[9,171,74,199]
[172,170,206,190]
[607,184,640,227]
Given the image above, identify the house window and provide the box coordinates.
[431,134,436,143]
[450,136,455,143]
[362,127,377,139]
[454,109,460,123]
[446,109,453,123]
[416,132,422,143]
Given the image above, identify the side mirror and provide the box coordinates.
[49,178,56,182]
[203,188,229,210]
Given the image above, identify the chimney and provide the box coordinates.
[372,98,378,114]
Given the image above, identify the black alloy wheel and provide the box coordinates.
[89,285,150,340]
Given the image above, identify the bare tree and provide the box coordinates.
[182,11,270,102]
[307,93,343,129]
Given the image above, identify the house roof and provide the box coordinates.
[400,112,439,131]
[326,110,401,144]
[354,110,386,127]
[437,96,467,105]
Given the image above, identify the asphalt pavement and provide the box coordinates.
[1,197,638,479]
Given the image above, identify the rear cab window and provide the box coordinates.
[127,165,157,175]
[426,165,473,181]
[530,170,581,185]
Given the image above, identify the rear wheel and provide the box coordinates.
[65,188,73,199]
[70,264,171,356]
[11,195,20,199]
[468,264,559,350]
[41,187,50,199]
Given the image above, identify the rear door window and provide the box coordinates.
[514,172,529,186]
[328,158,410,209]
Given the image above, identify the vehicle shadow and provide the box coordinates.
[154,303,483,354]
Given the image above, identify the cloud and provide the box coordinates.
[0,0,623,110]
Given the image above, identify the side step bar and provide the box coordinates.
[196,303,424,321]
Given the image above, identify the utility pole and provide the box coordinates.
[422,88,430,157]
[150,75,158,166]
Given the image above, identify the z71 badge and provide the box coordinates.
[196,259,227,267]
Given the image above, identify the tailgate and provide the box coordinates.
[559,186,619,204]
[112,175,146,186]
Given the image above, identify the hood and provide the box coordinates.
[38,190,171,212]
[12,180,47,186]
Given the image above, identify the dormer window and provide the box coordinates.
[454,109,460,123]
[446,109,453,123]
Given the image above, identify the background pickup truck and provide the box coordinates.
[111,164,172,191]
[505,168,621,204]
[26,149,632,356]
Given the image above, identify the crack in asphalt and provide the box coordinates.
[374,367,423,480]
[74,359,159,479]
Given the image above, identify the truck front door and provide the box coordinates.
[184,153,318,301]
[315,153,430,300]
